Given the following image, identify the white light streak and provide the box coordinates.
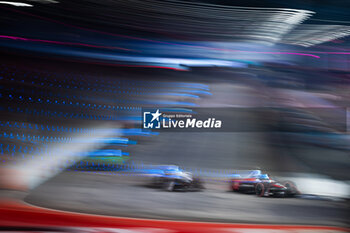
[281,25,350,47]
[0,1,33,6]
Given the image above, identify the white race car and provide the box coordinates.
[150,165,204,191]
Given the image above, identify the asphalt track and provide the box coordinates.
[121,80,350,184]
[12,80,350,231]
[25,171,349,227]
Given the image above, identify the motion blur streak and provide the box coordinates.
[0,2,313,44]
[0,35,135,51]
[0,200,348,233]
[0,1,32,7]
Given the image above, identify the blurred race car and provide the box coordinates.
[77,149,130,171]
[149,165,204,191]
[230,170,299,197]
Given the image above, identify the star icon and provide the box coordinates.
[151,109,162,122]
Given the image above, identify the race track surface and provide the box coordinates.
[25,171,349,227]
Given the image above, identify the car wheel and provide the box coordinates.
[164,181,175,191]
[283,181,299,196]
[255,183,265,197]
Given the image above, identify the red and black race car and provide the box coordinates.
[230,170,299,197]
